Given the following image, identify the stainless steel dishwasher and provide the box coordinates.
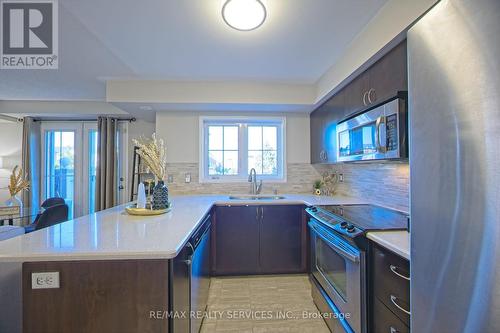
[171,213,211,333]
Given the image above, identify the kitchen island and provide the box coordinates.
[0,194,366,333]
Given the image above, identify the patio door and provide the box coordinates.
[42,123,82,219]
[42,121,128,219]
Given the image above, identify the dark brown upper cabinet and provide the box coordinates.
[367,41,407,106]
[310,40,407,164]
[310,89,346,164]
[344,71,370,118]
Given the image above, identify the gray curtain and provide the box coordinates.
[21,117,41,209]
[95,117,117,211]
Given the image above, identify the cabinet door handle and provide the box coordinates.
[390,264,410,281]
[320,150,328,161]
[367,88,376,104]
[256,207,260,220]
[261,206,264,220]
[390,295,411,315]
[363,91,369,106]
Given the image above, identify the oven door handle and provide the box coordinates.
[310,223,360,263]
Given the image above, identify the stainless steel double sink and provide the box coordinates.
[228,195,286,201]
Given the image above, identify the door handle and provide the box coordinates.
[390,295,411,315]
[367,88,376,104]
[363,91,369,106]
[389,264,410,281]
[310,222,360,262]
[375,116,386,153]
[261,206,264,221]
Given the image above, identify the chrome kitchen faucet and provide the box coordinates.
[248,168,263,195]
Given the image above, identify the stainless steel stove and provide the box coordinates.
[306,204,408,333]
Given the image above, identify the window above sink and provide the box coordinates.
[199,117,286,183]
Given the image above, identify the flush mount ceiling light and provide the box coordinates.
[222,0,267,31]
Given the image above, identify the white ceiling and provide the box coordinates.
[0,0,389,101]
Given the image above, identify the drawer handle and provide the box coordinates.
[390,264,410,281]
[390,327,400,333]
[390,295,411,315]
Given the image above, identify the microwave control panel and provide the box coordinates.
[386,114,398,151]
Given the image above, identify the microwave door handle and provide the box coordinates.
[311,224,360,263]
[375,116,386,153]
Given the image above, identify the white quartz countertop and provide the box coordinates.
[366,230,410,260]
[0,194,366,262]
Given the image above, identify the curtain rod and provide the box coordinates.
[30,117,136,123]
[0,114,22,123]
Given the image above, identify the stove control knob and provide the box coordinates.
[340,222,348,229]
[310,207,318,212]
[346,224,356,233]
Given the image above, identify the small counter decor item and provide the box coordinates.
[125,202,171,216]
[136,183,147,209]
[321,172,339,196]
[152,180,169,210]
[5,166,30,213]
[132,133,170,211]
[313,180,323,196]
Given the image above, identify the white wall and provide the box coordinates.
[155,111,310,164]
[0,122,23,203]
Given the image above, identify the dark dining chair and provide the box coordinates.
[24,204,69,233]
[41,197,65,208]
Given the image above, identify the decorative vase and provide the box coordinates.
[5,194,23,215]
[152,180,169,210]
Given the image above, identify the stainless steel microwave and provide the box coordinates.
[336,97,407,162]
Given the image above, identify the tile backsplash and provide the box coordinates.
[316,162,410,212]
[165,163,322,195]
[164,162,409,212]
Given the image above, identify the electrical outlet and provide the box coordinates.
[167,175,174,183]
[32,272,60,289]
[338,173,344,182]
[185,173,191,183]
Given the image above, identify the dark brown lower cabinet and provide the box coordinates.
[373,297,409,333]
[213,204,305,275]
[370,242,410,332]
[213,205,261,275]
[259,205,305,273]
[23,260,169,333]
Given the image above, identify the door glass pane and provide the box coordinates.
[45,130,75,219]
[88,130,98,214]
[317,237,347,301]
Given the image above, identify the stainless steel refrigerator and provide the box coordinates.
[409,0,500,332]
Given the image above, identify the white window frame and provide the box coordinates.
[199,116,286,183]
